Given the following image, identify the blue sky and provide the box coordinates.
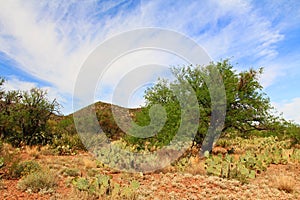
[0,0,300,124]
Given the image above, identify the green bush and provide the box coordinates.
[0,86,60,147]
[11,160,41,178]
[51,133,86,154]
[17,169,58,193]
[0,147,21,179]
[62,168,81,177]
[290,149,300,163]
[284,122,300,145]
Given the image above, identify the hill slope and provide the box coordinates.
[63,101,141,140]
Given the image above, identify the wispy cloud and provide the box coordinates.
[0,0,299,116]
[3,76,66,106]
[0,0,142,94]
[273,98,300,124]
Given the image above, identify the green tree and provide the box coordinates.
[125,60,274,152]
[0,79,60,146]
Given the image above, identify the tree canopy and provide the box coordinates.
[125,60,275,152]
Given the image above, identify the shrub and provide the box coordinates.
[0,144,21,179]
[0,145,42,180]
[285,122,300,145]
[11,160,41,178]
[272,175,295,193]
[17,169,58,193]
[51,133,86,154]
[62,168,81,177]
[0,88,60,147]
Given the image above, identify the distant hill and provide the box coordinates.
[61,101,141,140]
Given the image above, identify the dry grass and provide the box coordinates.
[24,146,40,159]
[185,156,206,175]
[17,168,58,193]
[82,158,96,169]
[212,146,227,155]
[40,145,55,156]
[272,175,296,193]
[0,179,5,190]
[65,189,99,200]
[1,143,16,154]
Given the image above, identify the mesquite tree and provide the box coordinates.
[0,78,60,146]
[125,60,274,152]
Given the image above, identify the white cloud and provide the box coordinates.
[3,77,37,92]
[259,64,286,89]
[3,76,67,110]
[273,98,300,124]
[0,0,296,114]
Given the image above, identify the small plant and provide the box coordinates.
[62,168,81,177]
[71,174,140,199]
[53,145,76,155]
[87,168,99,177]
[11,160,41,178]
[72,177,90,191]
[0,175,5,190]
[0,146,22,179]
[290,149,300,163]
[51,132,86,154]
[272,175,295,193]
[25,146,40,159]
[17,169,58,193]
[205,153,256,183]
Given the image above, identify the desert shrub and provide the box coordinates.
[17,169,58,193]
[62,168,81,177]
[51,116,87,152]
[51,133,86,155]
[0,144,21,179]
[290,149,300,163]
[0,140,3,168]
[272,175,296,193]
[11,160,41,178]
[0,86,60,147]
[0,157,4,168]
[284,122,300,145]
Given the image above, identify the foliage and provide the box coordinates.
[71,174,139,199]
[0,144,21,179]
[290,149,300,163]
[96,105,124,140]
[62,168,81,177]
[125,60,273,152]
[10,160,41,179]
[51,134,84,155]
[17,168,58,193]
[47,116,86,152]
[0,79,60,146]
[204,136,299,183]
[273,175,296,193]
[205,154,256,183]
[283,121,300,145]
[0,145,41,179]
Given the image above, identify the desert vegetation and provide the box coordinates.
[0,60,300,199]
